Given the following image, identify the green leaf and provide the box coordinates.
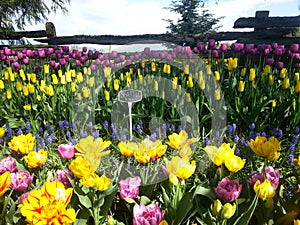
[78,194,92,209]
[74,208,90,225]
[232,191,259,225]
[123,197,137,204]
[194,186,216,201]
[173,192,194,225]
[140,195,152,205]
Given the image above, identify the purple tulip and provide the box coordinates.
[248,171,264,186]
[110,51,118,58]
[59,58,66,66]
[133,202,165,225]
[17,52,24,60]
[18,191,30,203]
[265,58,274,65]
[82,47,87,52]
[10,171,34,192]
[12,61,20,71]
[276,62,284,70]
[4,47,12,56]
[271,42,278,49]
[144,47,151,55]
[295,63,300,68]
[90,64,97,71]
[119,176,141,199]
[119,54,126,61]
[57,143,76,159]
[215,177,242,202]
[55,168,73,186]
[49,60,56,67]
[62,46,69,53]
[208,39,216,50]
[290,43,299,53]
[37,49,46,59]
[197,42,206,53]
[274,47,284,56]
[0,156,17,174]
[219,43,228,52]
[264,166,280,189]
[231,43,244,52]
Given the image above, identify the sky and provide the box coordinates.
[25,0,300,49]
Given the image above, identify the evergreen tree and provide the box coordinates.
[164,0,222,36]
[0,0,70,32]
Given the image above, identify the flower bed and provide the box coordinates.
[0,41,299,224]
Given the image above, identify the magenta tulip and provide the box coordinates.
[119,176,141,199]
[10,171,34,192]
[265,166,280,189]
[133,202,165,225]
[57,143,76,159]
[55,168,73,186]
[215,177,242,202]
[0,156,17,174]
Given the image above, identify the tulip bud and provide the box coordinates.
[238,81,245,92]
[280,68,287,78]
[241,67,246,76]
[269,75,274,86]
[283,77,290,89]
[105,90,110,101]
[221,203,236,219]
[187,76,193,88]
[184,64,189,74]
[6,90,12,100]
[211,199,222,217]
[249,68,256,81]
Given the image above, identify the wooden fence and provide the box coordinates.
[2,11,300,46]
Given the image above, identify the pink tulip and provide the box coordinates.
[10,171,34,192]
[248,172,264,186]
[133,202,165,225]
[18,191,30,203]
[0,156,17,174]
[57,144,76,159]
[119,176,141,199]
[215,177,242,202]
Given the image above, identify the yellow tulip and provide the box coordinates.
[0,127,5,138]
[77,93,82,100]
[249,136,280,161]
[272,100,276,108]
[28,83,34,94]
[36,95,41,101]
[4,71,9,80]
[76,72,83,83]
[66,70,72,82]
[294,220,300,225]
[138,74,143,84]
[104,90,110,101]
[207,65,212,75]
[295,72,299,81]
[95,174,112,191]
[187,76,193,88]
[215,89,221,101]
[69,156,95,178]
[166,130,198,157]
[19,69,26,80]
[60,75,66,84]
[79,172,98,188]
[224,155,246,172]
[253,179,276,200]
[23,105,31,111]
[71,82,76,92]
[154,80,159,91]
[295,81,300,93]
[89,77,95,87]
[249,68,256,81]
[82,87,90,98]
[280,68,287,78]
[211,199,222,217]
[186,93,191,102]
[221,203,236,219]
[51,74,58,85]
[40,80,46,92]
[106,78,111,88]
[6,90,12,100]
[227,58,238,71]
[184,64,189,74]
[214,71,220,81]
[16,81,23,92]
[241,67,246,76]
[23,85,29,96]
[24,149,48,168]
[238,80,245,92]
[164,156,196,185]
[269,75,274,86]
[58,69,63,77]
[283,77,290,89]
[46,85,54,97]
[114,79,120,91]
[204,143,235,166]
[172,77,178,90]
[120,73,124,81]
[199,71,205,90]
[9,72,15,82]
[8,133,35,154]
[163,64,171,74]
[151,61,156,72]
[0,80,4,89]
[264,65,271,75]
[44,64,49,74]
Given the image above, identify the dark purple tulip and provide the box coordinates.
[98,54,104,60]
[295,63,300,68]
[88,50,93,57]
[82,47,87,52]
[80,56,88,63]
[231,43,244,52]
[125,59,132,66]
[274,47,284,56]
[34,66,41,73]
[54,63,60,69]
[208,39,216,49]
[56,53,62,59]
[193,47,199,53]
[104,59,110,67]
[94,51,101,57]
[22,58,29,65]
[212,50,219,58]
[151,50,159,58]
[294,53,300,60]
[144,67,149,73]
[109,63,115,69]
[135,53,141,60]
[62,46,69,53]
[53,45,59,50]
[47,48,54,55]
[197,43,206,53]
[166,54,173,61]
[75,50,82,58]
[276,61,284,70]
[129,55,134,61]
[265,58,274,65]
[160,51,167,59]
[64,55,70,61]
